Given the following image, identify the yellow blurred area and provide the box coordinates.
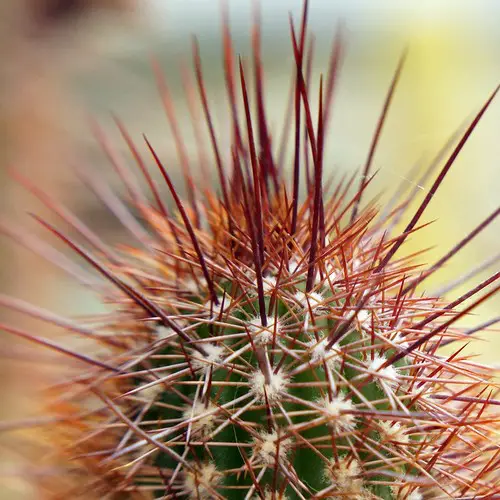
[387,14,500,363]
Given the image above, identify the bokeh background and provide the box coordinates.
[1,1,499,498]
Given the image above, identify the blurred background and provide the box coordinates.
[1,1,499,498]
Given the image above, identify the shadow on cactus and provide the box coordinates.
[1,1,500,499]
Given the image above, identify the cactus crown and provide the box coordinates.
[2,2,500,499]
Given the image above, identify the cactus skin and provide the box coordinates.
[2,2,500,500]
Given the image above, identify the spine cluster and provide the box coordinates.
[1,2,499,499]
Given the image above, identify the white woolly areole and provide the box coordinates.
[184,462,221,499]
[156,325,175,340]
[352,257,362,271]
[247,275,278,297]
[391,486,423,500]
[249,315,281,345]
[137,381,163,401]
[309,338,342,368]
[156,319,188,343]
[183,401,217,437]
[288,257,301,273]
[393,331,410,350]
[183,278,199,294]
[250,370,289,403]
[368,354,399,387]
[192,343,224,372]
[254,430,292,465]
[316,263,338,286]
[356,308,371,326]
[262,276,277,294]
[378,421,409,445]
[253,491,289,500]
[294,290,324,310]
[407,491,423,500]
[324,456,363,493]
[203,296,231,318]
[320,394,356,431]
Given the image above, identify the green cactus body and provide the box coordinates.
[122,203,428,500]
[2,2,499,500]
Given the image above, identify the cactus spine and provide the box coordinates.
[1,2,499,499]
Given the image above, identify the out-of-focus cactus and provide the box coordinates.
[1,2,499,499]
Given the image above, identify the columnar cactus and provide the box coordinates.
[1,2,499,499]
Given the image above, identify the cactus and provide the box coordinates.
[1,2,500,499]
